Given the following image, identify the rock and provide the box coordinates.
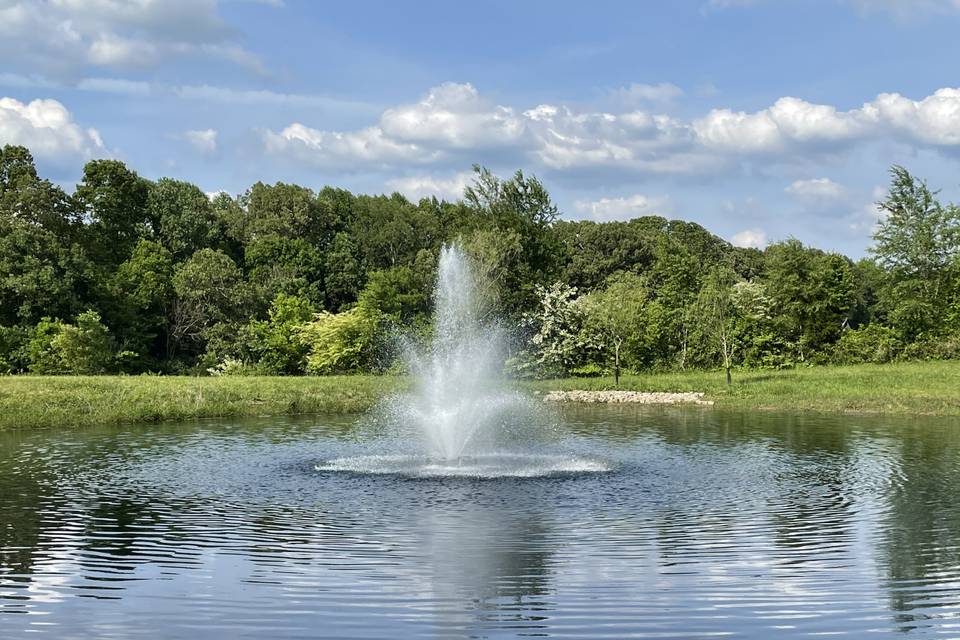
[542,390,713,405]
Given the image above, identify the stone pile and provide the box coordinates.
[541,390,713,405]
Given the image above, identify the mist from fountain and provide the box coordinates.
[315,243,608,478]
[404,244,516,460]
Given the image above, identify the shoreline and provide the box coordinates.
[1,360,959,431]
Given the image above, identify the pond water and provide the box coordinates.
[2,406,960,638]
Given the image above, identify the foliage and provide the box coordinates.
[693,266,739,384]
[580,272,657,384]
[297,305,383,374]
[513,282,586,378]
[2,143,960,379]
[871,166,960,339]
[26,311,116,374]
[828,324,904,365]
[170,248,249,355]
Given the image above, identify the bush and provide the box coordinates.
[570,362,604,377]
[297,306,384,374]
[27,312,117,374]
[0,325,29,374]
[900,333,960,361]
[829,324,903,365]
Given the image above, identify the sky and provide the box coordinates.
[3,0,960,257]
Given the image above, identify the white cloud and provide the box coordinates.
[573,194,672,221]
[386,172,473,202]
[694,97,865,153]
[380,83,526,149]
[0,96,106,160]
[731,228,768,248]
[76,77,152,96]
[785,177,846,201]
[613,82,684,105]
[183,128,217,153]
[0,0,265,76]
[263,82,960,178]
[263,123,439,168]
[863,89,960,145]
[173,84,376,111]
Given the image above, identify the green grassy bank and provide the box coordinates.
[1,360,959,431]
[524,360,960,416]
[0,375,406,431]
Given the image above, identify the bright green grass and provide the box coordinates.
[524,360,960,416]
[0,375,406,431]
[1,361,958,431]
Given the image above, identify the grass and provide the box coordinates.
[1,360,959,431]
[524,360,960,416]
[0,375,406,431]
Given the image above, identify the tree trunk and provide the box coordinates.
[614,341,621,386]
[725,365,732,386]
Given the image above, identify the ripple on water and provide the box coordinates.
[314,452,612,478]
[3,410,960,639]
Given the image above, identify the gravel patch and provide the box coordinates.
[542,390,714,405]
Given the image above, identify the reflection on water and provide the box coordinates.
[2,408,960,637]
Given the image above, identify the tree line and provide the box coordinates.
[1,144,958,379]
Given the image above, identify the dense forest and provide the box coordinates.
[1,143,958,379]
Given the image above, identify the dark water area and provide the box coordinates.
[2,407,960,638]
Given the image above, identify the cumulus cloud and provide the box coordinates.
[785,177,846,201]
[263,82,960,180]
[0,96,106,160]
[386,172,473,202]
[0,0,267,76]
[693,97,866,153]
[381,83,526,149]
[731,228,768,248]
[183,128,217,153]
[262,123,439,168]
[573,194,672,221]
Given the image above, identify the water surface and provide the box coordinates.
[2,407,960,638]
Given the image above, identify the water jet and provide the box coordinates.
[316,244,607,478]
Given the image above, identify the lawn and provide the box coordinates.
[1,360,958,431]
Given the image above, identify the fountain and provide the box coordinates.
[316,244,608,478]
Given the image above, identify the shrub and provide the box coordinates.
[900,333,960,361]
[0,325,30,374]
[26,312,117,374]
[297,306,383,374]
[829,324,903,365]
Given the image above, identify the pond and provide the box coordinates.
[1,406,959,638]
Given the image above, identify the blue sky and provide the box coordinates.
[3,0,960,256]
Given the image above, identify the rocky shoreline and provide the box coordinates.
[541,390,714,405]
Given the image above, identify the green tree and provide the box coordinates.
[170,249,249,356]
[75,159,151,264]
[244,234,325,307]
[108,239,174,363]
[871,166,960,338]
[695,266,738,385]
[148,178,224,260]
[464,166,560,314]
[323,232,364,311]
[764,239,856,360]
[580,273,654,384]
